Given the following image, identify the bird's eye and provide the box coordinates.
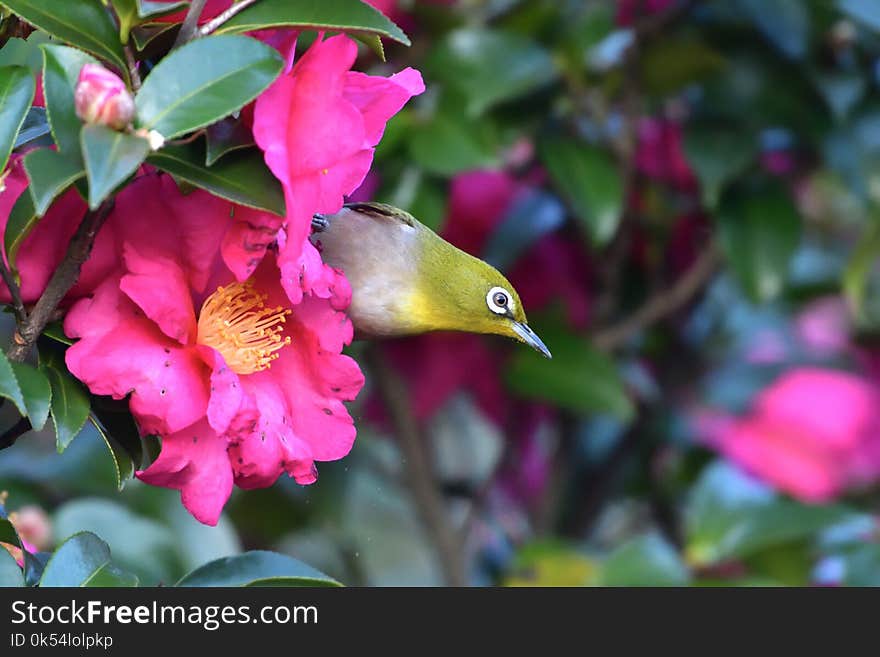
[487,286,513,315]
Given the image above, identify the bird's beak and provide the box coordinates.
[511,321,552,359]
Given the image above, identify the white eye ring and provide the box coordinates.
[487,286,514,315]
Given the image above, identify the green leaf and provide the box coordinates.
[88,406,143,490]
[736,0,809,60]
[147,142,285,215]
[22,148,85,216]
[408,113,498,176]
[3,186,36,274]
[21,552,50,586]
[540,138,623,246]
[81,125,150,209]
[205,117,255,166]
[216,0,410,46]
[838,0,880,32]
[683,125,755,210]
[427,28,556,116]
[42,321,73,346]
[600,533,691,586]
[83,563,140,587]
[177,550,341,587]
[0,65,35,173]
[41,44,99,161]
[110,0,188,43]
[9,362,51,431]
[131,23,179,52]
[0,516,18,544]
[54,499,174,585]
[14,107,51,150]
[0,0,127,75]
[0,36,45,74]
[505,541,598,586]
[0,349,25,416]
[640,37,725,95]
[136,35,283,140]
[0,547,23,587]
[39,351,91,453]
[717,185,801,303]
[685,462,854,566]
[504,319,634,419]
[39,531,112,587]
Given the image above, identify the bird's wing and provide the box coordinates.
[342,202,418,228]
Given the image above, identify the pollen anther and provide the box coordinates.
[197,281,291,375]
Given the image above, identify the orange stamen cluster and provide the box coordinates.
[197,282,291,375]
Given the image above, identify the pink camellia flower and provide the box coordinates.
[635,118,696,191]
[74,64,135,130]
[696,368,880,503]
[253,33,424,304]
[0,156,112,306]
[63,175,364,525]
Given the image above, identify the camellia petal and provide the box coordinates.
[253,33,424,303]
[65,279,211,435]
[137,418,233,526]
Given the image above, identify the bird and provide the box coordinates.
[311,202,551,358]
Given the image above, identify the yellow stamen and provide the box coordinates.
[197,281,291,375]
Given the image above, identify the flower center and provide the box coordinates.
[197,282,291,375]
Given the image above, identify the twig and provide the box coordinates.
[172,0,208,49]
[197,0,261,37]
[7,202,113,362]
[123,44,142,92]
[591,243,721,351]
[166,129,207,146]
[366,346,468,587]
[0,258,25,323]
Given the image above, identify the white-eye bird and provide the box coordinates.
[311,202,551,358]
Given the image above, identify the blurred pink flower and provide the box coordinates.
[616,0,674,26]
[63,175,363,525]
[9,506,51,551]
[761,150,796,176]
[635,118,697,191]
[697,368,880,502]
[796,297,851,357]
[253,33,423,304]
[375,332,507,424]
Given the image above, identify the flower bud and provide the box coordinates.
[74,64,135,130]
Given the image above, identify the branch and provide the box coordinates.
[197,0,261,37]
[0,257,25,323]
[124,43,142,92]
[7,202,113,362]
[172,0,208,49]
[591,243,721,352]
[366,346,468,587]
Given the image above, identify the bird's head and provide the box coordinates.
[409,237,552,359]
